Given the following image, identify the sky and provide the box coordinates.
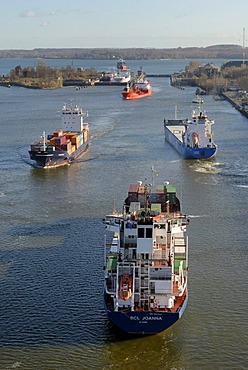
[1,0,248,50]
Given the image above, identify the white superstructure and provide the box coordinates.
[62,103,89,132]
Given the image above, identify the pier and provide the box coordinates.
[146,74,171,78]
[221,92,248,118]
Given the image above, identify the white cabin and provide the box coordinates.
[62,104,88,132]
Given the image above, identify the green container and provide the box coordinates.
[156,185,165,193]
[108,255,117,272]
[151,203,161,212]
[166,184,176,193]
[166,184,176,201]
[174,254,186,272]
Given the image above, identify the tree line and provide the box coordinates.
[172,60,248,94]
[0,45,246,60]
[3,60,100,89]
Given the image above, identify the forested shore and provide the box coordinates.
[0,44,246,60]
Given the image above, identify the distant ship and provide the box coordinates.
[103,172,189,334]
[163,105,217,159]
[29,103,89,168]
[96,59,131,85]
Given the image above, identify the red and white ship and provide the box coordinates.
[122,80,152,100]
[122,70,152,100]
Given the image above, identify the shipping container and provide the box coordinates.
[53,129,63,137]
[61,142,72,152]
[68,144,76,155]
[65,132,76,139]
[55,135,67,145]
[165,184,176,201]
[156,185,165,194]
[49,137,56,146]
[71,135,81,146]
[174,255,186,272]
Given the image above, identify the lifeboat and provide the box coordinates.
[192,132,199,147]
[119,274,132,300]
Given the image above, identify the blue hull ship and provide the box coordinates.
[163,106,217,159]
[103,172,189,335]
[29,102,89,168]
[29,141,89,168]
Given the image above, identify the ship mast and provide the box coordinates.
[151,165,159,188]
[175,105,178,119]
[42,131,46,151]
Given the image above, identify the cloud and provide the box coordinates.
[20,10,40,18]
[48,10,60,16]
[39,20,50,27]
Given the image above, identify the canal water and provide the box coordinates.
[0,59,247,369]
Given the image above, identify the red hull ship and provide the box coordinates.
[122,80,152,100]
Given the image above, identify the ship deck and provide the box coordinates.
[165,125,185,142]
[132,290,186,313]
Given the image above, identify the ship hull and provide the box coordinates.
[104,292,188,335]
[95,81,130,86]
[122,90,152,100]
[29,142,89,168]
[164,126,217,159]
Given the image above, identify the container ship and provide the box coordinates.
[163,105,217,159]
[29,103,89,168]
[103,173,189,335]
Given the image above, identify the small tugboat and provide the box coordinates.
[163,105,217,159]
[122,69,152,100]
[103,170,189,335]
[192,95,204,104]
[29,102,89,168]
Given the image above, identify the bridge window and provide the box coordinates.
[138,228,144,238]
[146,228,152,238]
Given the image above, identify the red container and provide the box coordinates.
[53,129,63,137]
[55,135,67,145]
